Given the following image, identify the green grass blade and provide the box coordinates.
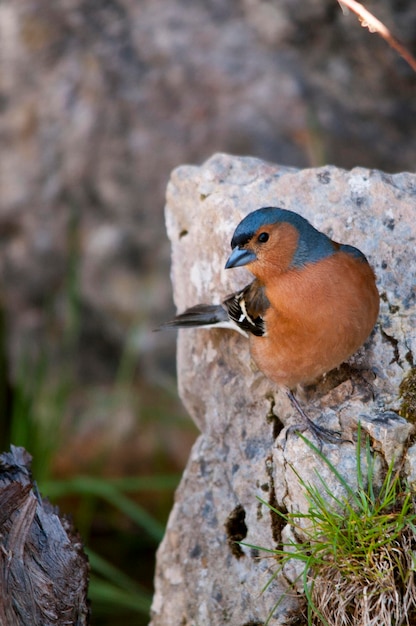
[88,578,152,615]
[86,548,150,596]
[41,475,165,541]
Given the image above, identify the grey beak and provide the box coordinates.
[225,247,257,269]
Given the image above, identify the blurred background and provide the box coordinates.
[0,1,415,624]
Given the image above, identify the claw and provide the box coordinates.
[286,390,349,444]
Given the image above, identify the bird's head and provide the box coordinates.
[225,207,336,278]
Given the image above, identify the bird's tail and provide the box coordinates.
[159,304,234,330]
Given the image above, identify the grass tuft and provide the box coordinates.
[245,425,416,626]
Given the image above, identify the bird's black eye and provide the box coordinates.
[258,232,269,243]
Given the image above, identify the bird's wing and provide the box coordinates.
[159,281,269,338]
[223,280,269,337]
[159,304,230,329]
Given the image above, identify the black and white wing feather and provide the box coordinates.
[161,280,269,338]
[223,281,268,337]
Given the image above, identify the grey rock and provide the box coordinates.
[151,154,416,625]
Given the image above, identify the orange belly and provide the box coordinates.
[248,252,379,389]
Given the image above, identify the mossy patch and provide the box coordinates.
[399,367,416,423]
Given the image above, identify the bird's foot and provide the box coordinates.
[303,415,345,444]
[285,417,345,445]
[286,390,349,445]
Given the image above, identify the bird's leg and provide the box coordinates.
[286,390,345,444]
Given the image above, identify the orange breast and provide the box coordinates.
[249,252,379,389]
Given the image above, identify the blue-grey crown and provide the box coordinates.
[231,207,338,268]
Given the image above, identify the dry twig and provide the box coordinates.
[338,0,416,73]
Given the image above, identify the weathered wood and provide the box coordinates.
[0,446,89,626]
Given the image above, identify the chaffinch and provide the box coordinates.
[164,207,380,442]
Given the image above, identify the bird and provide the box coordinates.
[162,207,380,442]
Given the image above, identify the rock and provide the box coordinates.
[150,154,416,625]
